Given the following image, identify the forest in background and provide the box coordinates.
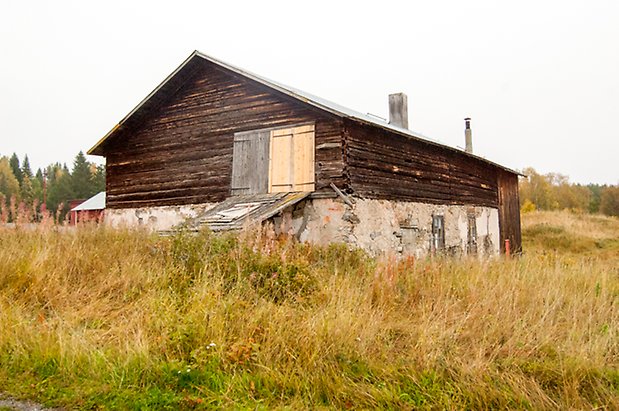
[519,167,619,216]
[0,152,104,221]
[0,154,618,222]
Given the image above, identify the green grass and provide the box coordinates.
[0,212,617,409]
[523,223,619,255]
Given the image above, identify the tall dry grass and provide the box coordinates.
[0,212,617,409]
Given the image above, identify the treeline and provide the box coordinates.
[0,151,105,221]
[519,167,619,216]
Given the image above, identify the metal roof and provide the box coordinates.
[71,192,106,211]
[88,50,520,175]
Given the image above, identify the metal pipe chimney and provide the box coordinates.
[388,93,408,129]
[464,117,473,153]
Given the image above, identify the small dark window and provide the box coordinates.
[467,214,477,255]
[432,215,445,252]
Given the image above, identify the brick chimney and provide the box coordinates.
[388,93,408,129]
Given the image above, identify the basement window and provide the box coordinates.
[467,214,477,255]
[432,215,445,252]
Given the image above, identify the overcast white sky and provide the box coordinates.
[1,0,618,184]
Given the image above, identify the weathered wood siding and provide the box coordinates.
[103,60,344,208]
[231,130,270,195]
[343,120,499,207]
[497,170,522,253]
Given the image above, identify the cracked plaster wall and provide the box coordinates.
[274,198,500,257]
[105,197,500,257]
[105,203,216,231]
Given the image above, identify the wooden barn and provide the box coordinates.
[69,192,105,225]
[88,51,521,256]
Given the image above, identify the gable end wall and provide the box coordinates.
[103,61,345,209]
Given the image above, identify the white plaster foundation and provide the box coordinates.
[105,203,216,231]
[106,197,500,257]
[273,198,500,258]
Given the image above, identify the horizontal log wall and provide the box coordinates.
[344,120,499,207]
[104,61,344,209]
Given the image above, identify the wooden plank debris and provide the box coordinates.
[184,192,311,231]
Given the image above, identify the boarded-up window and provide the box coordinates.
[231,124,315,196]
[432,215,445,252]
[467,214,477,255]
[231,130,270,195]
[269,124,315,193]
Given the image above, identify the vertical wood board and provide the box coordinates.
[292,125,315,191]
[269,130,293,192]
[497,171,522,253]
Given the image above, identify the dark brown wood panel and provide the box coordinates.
[344,120,499,207]
[497,170,522,253]
[103,60,344,208]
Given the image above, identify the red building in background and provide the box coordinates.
[69,192,105,225]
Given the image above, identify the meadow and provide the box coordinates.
[0,211,617,409]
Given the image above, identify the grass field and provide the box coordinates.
[0,211,617,409]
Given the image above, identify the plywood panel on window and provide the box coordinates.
[292,124,315,191]
[268,124,315,193]
[269,129,294,192]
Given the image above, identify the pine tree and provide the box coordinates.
[20,174,35,205]
[71,151,94,199]
[93,164,106,193]
[34,168,45,205]
[46,166,74,221]
[35,168,43,185]
[22,155,33,179]
[9,153,22,185]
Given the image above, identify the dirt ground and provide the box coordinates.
[0,394,60,411]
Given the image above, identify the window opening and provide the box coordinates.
[467,214,477,255]
[432,215,445,252]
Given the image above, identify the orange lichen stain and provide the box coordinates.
[324,215,331,223]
